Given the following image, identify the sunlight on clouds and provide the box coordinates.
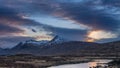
[86,30,118,42]
[13,27,53,41]
[85,38,95,42]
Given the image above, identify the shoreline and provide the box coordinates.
[0,55,119,68]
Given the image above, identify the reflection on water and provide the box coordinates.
[48,63,89,68]
[89,59,112,67]
[48,59,112,68]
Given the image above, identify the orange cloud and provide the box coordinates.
[86,30,118,42]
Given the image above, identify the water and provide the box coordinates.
[48,59,112,68]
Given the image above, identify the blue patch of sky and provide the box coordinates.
[29,15,88,30]
[56,0,84,3]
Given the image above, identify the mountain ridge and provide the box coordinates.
[0,36,120,56]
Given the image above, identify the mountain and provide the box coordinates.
[0,35,69,55]
[1,41,100,56]
[15,35,68,47]
[0,48,10,55]
[35,41,100,56]
[0,37,120,56]
[24,40,49,46]
[48,35,68,45]
[102,41,120,53]
[50,35,66,43]
[103,40,120,46]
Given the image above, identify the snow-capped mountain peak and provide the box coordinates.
[49,35,68,45]
[13,35,68,49]
[23,39,49,46]
[22,35,68,46]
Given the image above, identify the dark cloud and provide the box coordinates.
[55,3,120,31]
[0,6,17,18]
[0,23,24,35]
[0,0,120,48]
[101,0,120,7]
[0,0,119,33]
[53,28,87,41]
[0,0,58,15]
[46,26,88,41]
[0,6,51,35]
[17,0,119,32]
[0,6,41,26]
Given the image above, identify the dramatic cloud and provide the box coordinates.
[0,5,53,48]
[86,30,118,42]
[0,24,24,35]
[0,0,120,48]
[51,0,120,41]
[54,3,120,31]
[49,27,88,41]
[0,6,52,35]
[101,0,120,7]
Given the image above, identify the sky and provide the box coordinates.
[0,0,120,48]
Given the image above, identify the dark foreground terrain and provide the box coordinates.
[0,54,120,68]
[0,38,120,68]
[0,54,91,68]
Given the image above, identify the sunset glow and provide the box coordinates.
[85,38,95,42]
[86,30,118,42]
